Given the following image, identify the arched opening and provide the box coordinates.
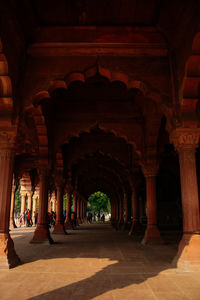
[87,191,111,222]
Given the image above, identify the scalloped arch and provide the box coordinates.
[32,64,151,105]
[24,104,48,160]
[61,123,141,159]
[0,39,14,124]
[181,32,200,124]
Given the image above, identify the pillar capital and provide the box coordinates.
[65,183,72,194]
[54,171,64,189]
[170,128,200,151]
[0,131,16,149]
[20,191,27,197]
[141,160,159,178]
[73,190,79,197]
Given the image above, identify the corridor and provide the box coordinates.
[0,223,200,299]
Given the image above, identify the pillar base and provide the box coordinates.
[0,233,21,269]
[53,223,67,234]
[65,220,73,229]
[123,221,131,231]
[30,225,54,244]
[172,232,200,271]
[129,221,143,236]
[77,218,82,224]
[117,219,124,230]
[141,225,163,245]
[10,220,17,229]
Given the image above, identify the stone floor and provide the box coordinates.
[0,223,200,300]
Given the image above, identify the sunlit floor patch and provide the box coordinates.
[0,224,199,300]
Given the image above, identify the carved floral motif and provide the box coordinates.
[170,129,200,151]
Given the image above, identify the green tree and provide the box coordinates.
[14,181,21,214]
[87,191,111,214]
[63,193,67,211]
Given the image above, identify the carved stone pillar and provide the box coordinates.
[115,201,119,221]
[32,196,37,215]
[65,185,72,229]
[27,192,32,211]
[10,182,17,229]
[20,193,26,216]
[79,198,83,222]
[73,191,79,226]
[0,140,20,268]
[82,200,85,223]
[129,185,141,236]
[118,198,124,228]
[77,196,81,224]
[83,201,87,222]
[141,161,162,244]
[171,129,200,270]
[123,193,131,230]
[73,191,77,213]
[53,183,67,234]
[30,168,53,244]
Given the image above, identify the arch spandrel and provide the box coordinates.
[59,123,142,161]
[179,32,200,128]
[0,39,17,143]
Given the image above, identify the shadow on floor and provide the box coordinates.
[11,223,180,300]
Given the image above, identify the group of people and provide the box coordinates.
[16,209,106,228]
[87,212,105,223]
[18,209,38,227]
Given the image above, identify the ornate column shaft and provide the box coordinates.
[124,193,129,223]
[27,192,32,211]
[129,184,141,235]
[53,183,67,234]
[32,196,37,214]
[119,198,124,222]
[80,199,83,221]
[73,191,77,213]
[20,193,26,216]
[82,200,85,222]
[30,168,53,244]
[141,161,162,244]
[10,181,17,228]
[0,140,20,268]
[65,185,72,229]
[77,196,81,224]
[171,129,200,270]
[123,192,131,230]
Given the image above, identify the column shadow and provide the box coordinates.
[11,223,179,300]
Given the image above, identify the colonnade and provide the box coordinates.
[0,129,200,269]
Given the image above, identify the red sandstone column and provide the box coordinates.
[118,198,124,226]
[115,201,119,221]
[20,193,26,216]
[0,140,20,268]
[30,168,53,244]
[10,181,17,228]
[65,185,72,229]
[82,200,85,222]
[141,161,162,244]
[80,198,83,222]
[123,193,131,230]
[32,196,37,215]
[77,196,81,224]
[53,184,67,234]
[171,129,200,270]
[129,185,140,235]
[27,192,32,211]
[73,191,77,212]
